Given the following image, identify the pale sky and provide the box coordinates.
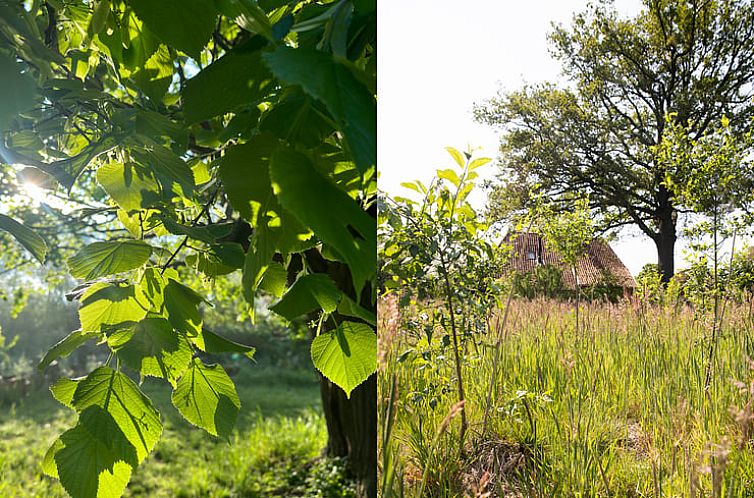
[377,0,691,276]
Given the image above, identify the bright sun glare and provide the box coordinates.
[21,180,48,207]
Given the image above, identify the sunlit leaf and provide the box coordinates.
[68,240,152,280]
[171,358,240,438]
[0,213,47,264]
[310,321,376,398]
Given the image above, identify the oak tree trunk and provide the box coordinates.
[655,211,677,284]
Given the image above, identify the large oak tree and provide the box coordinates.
[475,0,754,281]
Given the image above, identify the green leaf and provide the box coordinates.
[337,295,376,326]
[68,240,152,280]
[108,318,192,385]
[131,45,173,102]
[445,147,466,168]
[269,147,375,292]
[182,41,272,123]
[46,368,163,498]
[39,330,100,371]
[310,321,376,398]
[131,145,195,195]
[137,267,167,310]
[127,0,218,58]
[0,213,47,263]
[163,279,204,335]
[218,135,278,224]
[70,367,162,463]
[96,162,161,212]
[192,329,255,359]
[78,282,150,332]
[171,358,240,438]
[54,407,135,498]
[42,439,64,478]
[270,273,341,321]
[437,168,460,187]
[259,261,287,297]
[262,47,376,173]
[259,90,333,148]
[50,378,81,409]
[90,0,110,35]
[0,52,36,131]
[159,217,234,244]
[468,157,491,171]
[215,0,273,39]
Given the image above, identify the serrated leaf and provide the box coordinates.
[269,147,375,293]
[42,439,64,478]
[259,261,287,297]
[127,0,218,58]
[50,378,81,409]
[54,406,135,498]
[192,329,255,359]
[108,318,192,385]
[131,145,194,195]
[70,367,162,463]
[0,213,47,263]
[218,134,278,224]
[310,321,376,398]
[132,45,173,102]
[39,330,100,371]
[270,273,341,321]
[262,47,375,173]
[183,41,272,123]
[163,279,203,335]
[68,240,152,280]
[79,282,150,333]
[97,162,162,212]
[171,358,240,438]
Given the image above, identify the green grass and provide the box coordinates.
[379,297,754,497]
[0,362,356,498]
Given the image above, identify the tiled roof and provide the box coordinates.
[504,232,636,289]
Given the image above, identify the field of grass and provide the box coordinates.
[0,361,356,498]
[379,297,754,497]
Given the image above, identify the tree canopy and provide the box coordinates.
[475,0,754,281]
[0,0,376,497]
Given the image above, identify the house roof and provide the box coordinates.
[504,232,637,289]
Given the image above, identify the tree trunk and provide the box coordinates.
[655,202,677,283]
[320,374,377,498]
[304,249,377,498]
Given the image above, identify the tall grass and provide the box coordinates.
[379,297,754,497]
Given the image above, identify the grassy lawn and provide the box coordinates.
[0,361,355,498]
[380,298,754,497]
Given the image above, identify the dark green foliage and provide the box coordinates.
[0,0,376,494]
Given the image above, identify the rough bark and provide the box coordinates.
[305,248,377,498]
[655,188,677,283]
[320,374,377,498]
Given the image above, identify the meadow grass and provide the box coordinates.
[379,297,754,497]
[0,362,356,498]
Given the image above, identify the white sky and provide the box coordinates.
[377,0,693,276]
